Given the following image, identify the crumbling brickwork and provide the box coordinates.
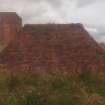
[0,13,105,75]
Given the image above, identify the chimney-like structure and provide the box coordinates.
[0,12,22,50]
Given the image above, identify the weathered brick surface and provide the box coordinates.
[0,12,22,49]
[0,13,105,75]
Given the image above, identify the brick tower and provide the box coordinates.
[0,12,22,50]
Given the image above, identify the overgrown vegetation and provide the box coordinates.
[0,71,105,105]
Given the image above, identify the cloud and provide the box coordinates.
[77,0,105,7]
[77,0,97,7]
[0,0,105,42]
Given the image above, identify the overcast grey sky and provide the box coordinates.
[0,0,105,42]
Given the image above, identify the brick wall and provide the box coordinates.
[0,23,105,75]
[0,12,22,50]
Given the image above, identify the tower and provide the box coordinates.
[0,12,22,50]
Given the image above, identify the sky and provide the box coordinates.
[0,0,105,42]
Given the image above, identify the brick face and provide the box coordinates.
[0,14,105,75]
[0,12,22,49]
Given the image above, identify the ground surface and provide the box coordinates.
[0,71,105,105]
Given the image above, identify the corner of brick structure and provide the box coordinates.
[0,12,22,50]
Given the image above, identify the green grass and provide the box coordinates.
[0,71,105,105]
